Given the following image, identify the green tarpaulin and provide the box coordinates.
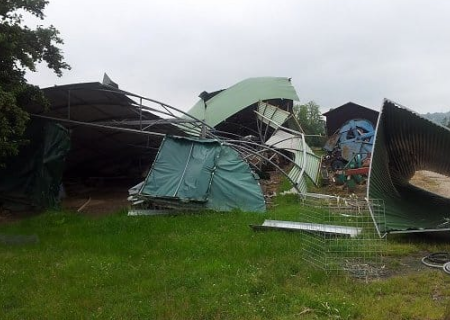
[140,136,266,212]
[0,119,70,210]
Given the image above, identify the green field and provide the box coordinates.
[1,196,450,319]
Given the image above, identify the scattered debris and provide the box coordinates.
[343,259,386,280]
[76,197,91,213]
[182,78,321,197]
[265,126,321,194]
[128,208,174,216]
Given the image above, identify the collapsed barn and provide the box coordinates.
[129,77,321,213]
[2,76,450,237]
[0,76,320,213]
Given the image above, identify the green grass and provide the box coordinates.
[1,198,450,319]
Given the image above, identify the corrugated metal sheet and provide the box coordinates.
[294,150,321,185]
[257,102,290,129]
[265,129,309,151]
[257,220,362,237]
[288,172,308,194]
[288,165,302,183]
[367,100,450,233]
[266,130,321,186]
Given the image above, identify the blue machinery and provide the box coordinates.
[324,119,375,170]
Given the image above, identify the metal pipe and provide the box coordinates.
[96,88,216,132]
[30,114,166,137]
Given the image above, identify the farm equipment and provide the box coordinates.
[324,119,375,171]
[334,154,371,192]
[321,119,374,191]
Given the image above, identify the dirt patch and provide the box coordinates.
[56,169,450,216]
[61,178,135,216]
[410,170,450,198]
[382,251,430,277]
[0,179,132,224]
[344,251,437,282]
[321,181,367,198]
[0,209,42,225]
[62,191,128,217]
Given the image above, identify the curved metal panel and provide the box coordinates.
[368,100,450,233]
[185,77,299,129]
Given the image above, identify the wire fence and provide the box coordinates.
[298,195,387,277]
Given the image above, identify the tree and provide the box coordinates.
[0,0,70,165]
[293,101,326,147]
[442,116,450,129]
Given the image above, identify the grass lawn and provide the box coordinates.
[1,196,450,319]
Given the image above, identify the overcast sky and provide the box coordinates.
[25,0,450,114]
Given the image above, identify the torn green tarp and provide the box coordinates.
[0,119,70,210]
[368,100,450,233]
[141,137,219,202]
[140,136,266,212]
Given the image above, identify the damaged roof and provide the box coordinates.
[25,82,184,178]
[184,77,299,136]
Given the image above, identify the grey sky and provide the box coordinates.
[25,0,450,113]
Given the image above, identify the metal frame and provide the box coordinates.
[36,84,322,202]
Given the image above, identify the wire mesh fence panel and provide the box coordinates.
[298,195,386,277]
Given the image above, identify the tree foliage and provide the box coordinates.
[442,116,450,129]
[293,101,326,147]
[0,0,70,165]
